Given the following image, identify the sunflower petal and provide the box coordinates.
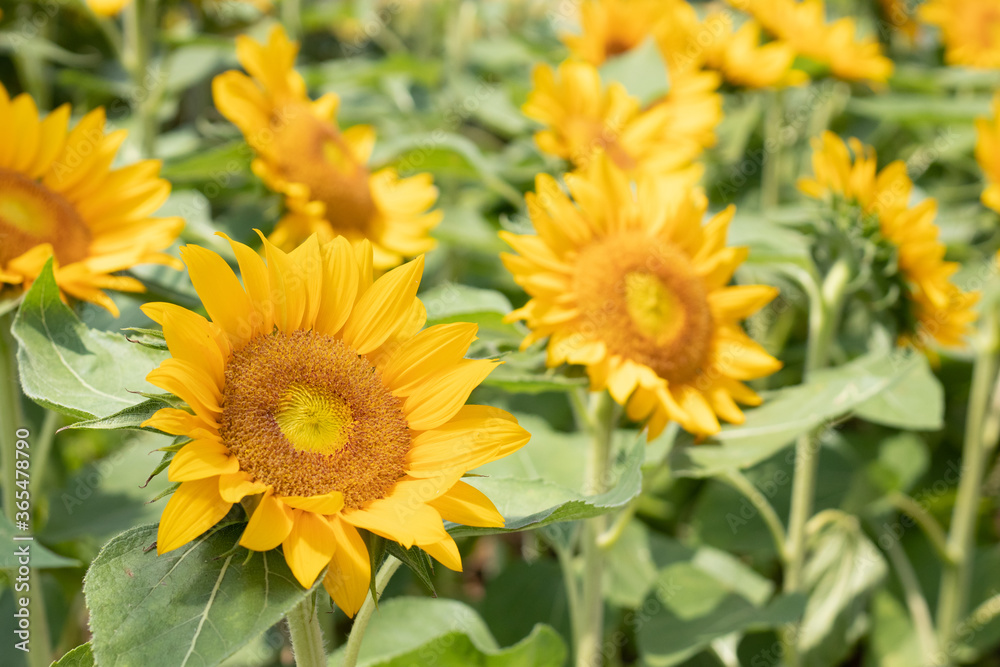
[323,518,371,618]
[283,511,337,588]
[157,478,232,554]
[240,489,296,551]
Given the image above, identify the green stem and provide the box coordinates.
[886,492,952,565]
[875,521,939,666]
[1,313,22,522]
[937,301,1000,652]
[342,555,402,667]
[123,0,159,157]
[761,88,785,210]
[286,590,326,667]
[552,530,582,648]
[576,391,616,667]
[781,259,852,667]
[281,0,302,41]
[26,570,51,667]
[721,470,786,559]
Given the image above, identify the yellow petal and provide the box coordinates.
[314,236,359,336]
[240,489,295,551]
[221,232,274,337]
[382,323,479,396]
[419,535,463,572]
[157,478,232,554]
[142,407,218,439]
[428,481,504,528]
[218,471,269,503]
[279,491,345,515]
[180,244,253,346]
[146,358,223,422]
[323,517,371,618]
[168,440,238,482]
[341,256,424,354]
[403,360,499,431]
[407,405,529,477]
[283,511,337,588]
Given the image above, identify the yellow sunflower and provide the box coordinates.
[501,157,782,438]
[522,59,717,174]
[212,26,441,270]
[878,0,919,41]
[561,0,669,66]
[142,234,528,617]
[0,84,182,315]
[799,132,978,348]
[920,0,1000,69]
[732,0,894,82]
[701,15,809,89]
[976,94,1000,213]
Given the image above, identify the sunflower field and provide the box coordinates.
[3,0,1000,665]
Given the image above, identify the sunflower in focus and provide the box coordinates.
[142,234,528,616]
[0,84,182,315]
[733,0,893,82]
[522,60,717,174]
[502,158,782,438]
[799,132,978,348]
[213,26,441,270]
[920,0,1000,69]
[976,95,1000,214]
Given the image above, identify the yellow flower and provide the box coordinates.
[733,0,894,82]
[0,84,182,315]
[561,0,669,65]
[522,59,717,174]
[878,0,919,41]
[87,0,132,16]
[701,15,809,89]
[501,158,782,438]
[799,132,978,348]
[142,234,528,617]
[213,26,441,270]
[976,94,1000,213]
[919,0,1000,69]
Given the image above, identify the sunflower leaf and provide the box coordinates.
[85,523,318,667]
[11,259,167,419]
[121,327,169,351]
[60,398,170,433]
[385,543,438,596]
[50,642,95,667]
[327,597,567,667]
[366,533,389,607]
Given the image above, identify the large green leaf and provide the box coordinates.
[451,415,644,537]
[668,352,931,478]
[638,535,805,667]
[85,523,315,667]
[0,514,78,569]
[12,261,167,419]
[854,353,944,430]
[327,598,566,667]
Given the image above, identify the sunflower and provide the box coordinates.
[701,15,808,89]
[976,94,1000,213]
[142,234,528,617]
[878,0,919,41]
[920,0,1000,69]
[732,0,893,82]
[522,59,718,174]
[501,157,782,438]
[561,0,669,65]
[0,84,182,315]
[213,26,441,270]
[799,132,978,348]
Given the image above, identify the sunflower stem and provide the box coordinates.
[761,88,785,210]
[0,313,22,525]
[342,555,402,667]
[123,0,160,157]
[576,390,617,667]
[286,590,327,667]
[721,470,786,558]
[937,299,1000,655]
[281,0,303,41]
[781,258,851,667]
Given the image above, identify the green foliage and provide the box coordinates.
[85,524,315,667]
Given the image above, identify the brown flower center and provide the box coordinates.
[573,230,713,384]
[270,103,378,234]
[219,330,410,509]
[0,167,91,267]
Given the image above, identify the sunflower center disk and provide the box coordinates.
[270,104,378,233]
[220,330,410,509]
[575,231,714,385]
[0,167,91,266]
